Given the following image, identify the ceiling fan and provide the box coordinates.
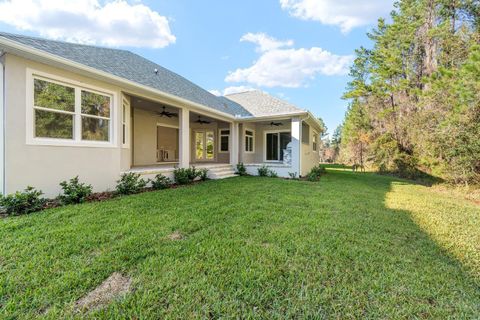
[270,122,282,126]
[195,116,211,124]
[157,106,178,118]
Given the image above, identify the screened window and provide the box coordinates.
[32,77,113,144]
[245,130,254,153]
[266,132,291,161]
[219,129,230,152]
[302,122,310,144]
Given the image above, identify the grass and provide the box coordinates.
[0,170,479,319]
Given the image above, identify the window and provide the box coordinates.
[313,133,318,151]
[302,122,310,144]
[245,129,254,153]
[121,95,130,148]
[265,131,291,161]
[219,129,230,153]
[30,75,114,146]
[34,79,75,139]
[81,90,110,141]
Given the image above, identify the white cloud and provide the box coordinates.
[226,33,353,88]
[280,0,393,33]
[0,0,176,48]
[240,32,293,52]
[209,86,256,96]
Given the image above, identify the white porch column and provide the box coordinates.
[179,108,190,168]
[230,122,239,166]
[291,117,301,177]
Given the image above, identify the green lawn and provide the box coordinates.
[1,170,479,319]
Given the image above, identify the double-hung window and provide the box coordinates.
[245,130,254,153]
[219,129,230,153]
[313,133,318,151]
[31,74,114,146]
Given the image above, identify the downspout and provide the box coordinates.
[0,51,5,195]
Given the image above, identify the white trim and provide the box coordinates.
[26,68,117,148]
[0,57,4,195]
[156,123,178,129]
[121,95,130,148]
[218,128,230,153]
[193,129,216,161]
[244,128,255,154]
[263,129,291,163]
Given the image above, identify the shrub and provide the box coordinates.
[198,168,209,181]
[58,176,92,205]
[115,173,148,195]
[268,169,278,178]
[236,163,247,176]
[151,174,172,190]
[0,186,46,216]
[288,172,298,180]
[307,165,327,182]
[174,167,194,185]
[186,166,199,181]
[258,165,269,177]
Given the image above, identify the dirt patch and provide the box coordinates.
[75,272,132,312]
[167,231,185,241]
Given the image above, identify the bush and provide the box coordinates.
[307,165,326,182]
[288,172,298,180]
[0,186,46,216]
[198,168,209,181]
[173,167,197,185]
[258,165,269,177]
[268,169,278,178]
[236,163,247,176]
[58,176,92,205]
[151,174,172,190]
[115,173,148,195]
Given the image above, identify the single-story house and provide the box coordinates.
[0,32,322,197]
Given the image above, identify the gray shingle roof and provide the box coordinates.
[0,32,251,117]
[224,90,304,117]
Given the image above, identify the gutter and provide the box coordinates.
[0,51,5,195]
[0,37,236,120]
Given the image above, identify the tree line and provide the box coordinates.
[337,0,479,184]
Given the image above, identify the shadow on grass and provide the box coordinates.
[0,171,479,318]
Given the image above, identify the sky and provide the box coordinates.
[0,0,395,136]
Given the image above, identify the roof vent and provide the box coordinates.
[154,68,158,74]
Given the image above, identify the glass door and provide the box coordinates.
[195,130,215,161]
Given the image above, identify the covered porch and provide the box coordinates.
[123,93,239,178]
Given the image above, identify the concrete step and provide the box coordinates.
[211,173,238,180]
[208,168,236,175]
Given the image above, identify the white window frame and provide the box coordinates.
[264,129,291,162]
[26,68,117,148]
[244,129,255,153]
[121,95,131,149]
[218,129,230,153]
[313,131,318,151]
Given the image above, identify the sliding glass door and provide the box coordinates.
[265,131,291,161]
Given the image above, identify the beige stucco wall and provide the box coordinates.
[133,108,179,166]
[300,120,320,176]
[4,54,126,197]
[189,121,230,164]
